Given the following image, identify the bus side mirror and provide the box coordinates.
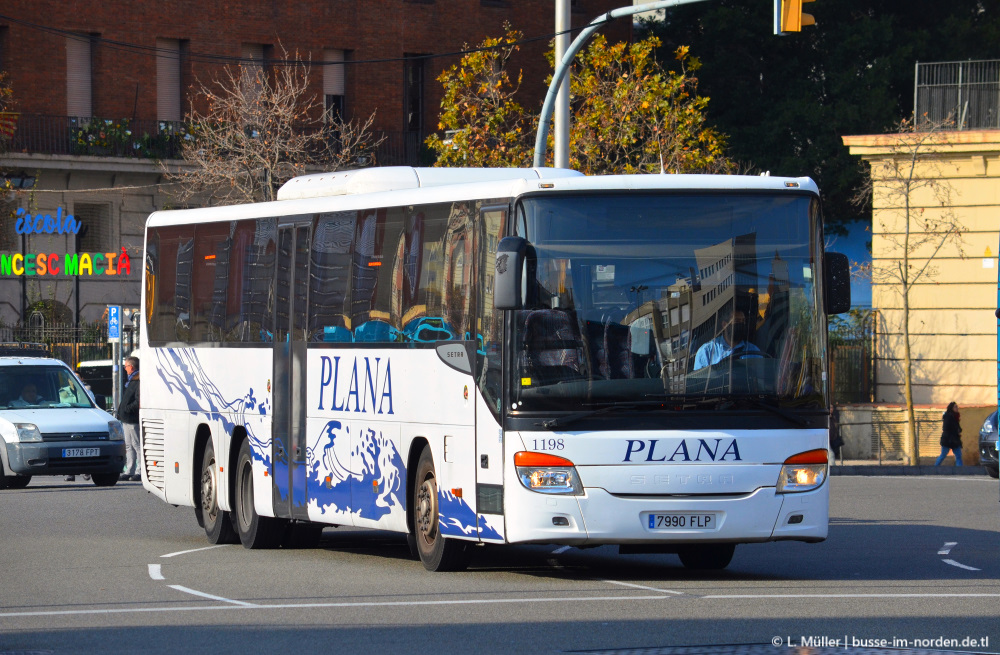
[495,236,527,310]
[824,251,851,315]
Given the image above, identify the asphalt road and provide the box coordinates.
[1,475,997,655]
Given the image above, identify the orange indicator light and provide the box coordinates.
[451,488,462,498]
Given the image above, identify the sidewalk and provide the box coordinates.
[830,459,989,476]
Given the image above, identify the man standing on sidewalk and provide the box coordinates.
[119,356,141,482]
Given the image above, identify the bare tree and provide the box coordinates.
[167,49,383,205]
[853,117,965,464]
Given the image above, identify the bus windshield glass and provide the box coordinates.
[511,192,826,412]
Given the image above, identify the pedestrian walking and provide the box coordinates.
[118,356,141,481]
[935,401,963,466]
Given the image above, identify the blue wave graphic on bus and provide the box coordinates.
[438,490,502,540]
[307,419,404,520]
[153,348,274,468]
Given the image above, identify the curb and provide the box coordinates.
[830,465,989,476]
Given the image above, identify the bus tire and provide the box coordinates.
[201,440,239,545]
[677,543,736,570]
[412,446,469,572]
[234,439,285,549]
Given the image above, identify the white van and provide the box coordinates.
[0,351,127,489]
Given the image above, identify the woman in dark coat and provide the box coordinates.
[935,401,963,466]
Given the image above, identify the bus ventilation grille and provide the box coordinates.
[142,419,166,493]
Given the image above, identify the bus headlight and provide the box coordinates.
[108,420,124,441]
[14,423,42,443]
[514,451,583,495]
[776,449,828,493]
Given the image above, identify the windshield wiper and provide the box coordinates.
[535,402,642,429]
[725,396,812,427]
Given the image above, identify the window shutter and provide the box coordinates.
[156,39,181,122]
[323,50,345,96]
[66,35,92,119]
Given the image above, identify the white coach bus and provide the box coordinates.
[139,166,850,571]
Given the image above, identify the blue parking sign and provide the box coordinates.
[108,306,121,340]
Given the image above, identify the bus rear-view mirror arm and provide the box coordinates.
[824,251,851,315]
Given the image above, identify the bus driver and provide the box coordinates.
[693,306,761,370]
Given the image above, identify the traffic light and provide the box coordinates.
[774,0,816,34]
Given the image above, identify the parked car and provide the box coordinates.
[0,349,126,489]
[978,410,999,479]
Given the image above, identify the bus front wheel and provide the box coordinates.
[412,446,469,572]
[200,440,239,545]
[235,439,285,549]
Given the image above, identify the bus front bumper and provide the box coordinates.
[503,484,828,546]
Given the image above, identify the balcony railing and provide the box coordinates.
[0,114,426,167]
[915,59,1000,130]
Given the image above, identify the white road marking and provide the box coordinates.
[942,558,982,571]
[938,541,957,555]
[160,545,227,558]
[3,591,1000,619]
[0,594,672,618]
[601,579,684,595]
[148,564,164,581]
[551,546,572,554]
[701,593,1000,599]
[167,585,258,607]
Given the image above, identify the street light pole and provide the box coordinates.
[533,0,710,168]
[554,0,571,169]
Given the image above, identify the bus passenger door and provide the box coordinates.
[272,223,311,521]
[474,206,508,541]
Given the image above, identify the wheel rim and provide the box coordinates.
[416,475,439,547]
[201,456,218,523]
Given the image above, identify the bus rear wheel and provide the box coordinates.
[677,543,736,570]
[235,439,285,549]
[201,440,239,544]
[412,446,469,572]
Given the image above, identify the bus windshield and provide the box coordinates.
[510,192,827,412]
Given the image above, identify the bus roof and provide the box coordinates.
[275,166,584,201]
[146,168,818,228]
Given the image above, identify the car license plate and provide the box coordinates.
[62,448,100,458]
[648,513,717,530]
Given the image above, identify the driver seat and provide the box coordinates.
[520,310,585,383]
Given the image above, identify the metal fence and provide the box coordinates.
[1,113,424,166]
[0,322,115,368]
[915,59,1000,130]
[829,310,876,405]
[870,407,945,463]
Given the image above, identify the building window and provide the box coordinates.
[66,34,94,119]
[74,203,113,253]
[241,43,272,100]
[404,55,425,135]
[0,26,8,73]
[323,49,345,120]
[156,38,184,122]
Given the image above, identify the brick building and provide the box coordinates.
[0,1,628,328]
